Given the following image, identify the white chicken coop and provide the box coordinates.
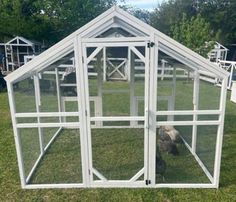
[5,6,229,189]
[0,36,41,74]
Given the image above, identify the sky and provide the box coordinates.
[118,0,167,11]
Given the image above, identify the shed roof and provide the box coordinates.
[5,6,229,83]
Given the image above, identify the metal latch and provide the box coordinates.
[147,42,155,48]
[145,179,151,185]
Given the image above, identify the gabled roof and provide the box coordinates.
[6,36,34,46]
[5,6,229,83]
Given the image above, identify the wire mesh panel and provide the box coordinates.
[91,128,144,181]
[38,66,61,149]
[13,78,35,113]
[13,50,84,185]
[102,81,130,117]
[14,78,37,125]
[174,78,194,111]
[29,51,83,184]
[155,49,215,184]
[84,42,147,185]
[39,73,58,113]
[156,50,194,121]
[175,126,193,148]
[199,80,221,110]
[29,129,83,184]
[196,125,218,176]
[19,128,40,177]
[156,125,210,184]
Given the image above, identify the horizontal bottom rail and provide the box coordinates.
[23,183,216,189]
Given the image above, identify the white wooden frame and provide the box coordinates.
[81,38,150,187]
[5,6,229,189]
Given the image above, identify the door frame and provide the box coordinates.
[79,36,157,187]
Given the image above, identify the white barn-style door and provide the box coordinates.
[79,37,157,187]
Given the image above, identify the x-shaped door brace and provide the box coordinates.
[85,45,146,80]
[107,58,127,79]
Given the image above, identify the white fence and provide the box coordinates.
[217,60,236,89]
[25,55,236,90]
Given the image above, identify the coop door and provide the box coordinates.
[82,40,150,187]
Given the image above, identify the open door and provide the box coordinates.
[82,39,151,187]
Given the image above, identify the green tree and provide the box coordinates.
[33,0,117,43]
[196,0,236,44]
[0,0,117,45]
[150,0,197,36]
[150,0,236,45]
[0,0,39,41]
[171,13,214,56]
[121,6,151,24]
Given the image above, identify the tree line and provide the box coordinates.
[0,0,235,52]
[150,0,236,53]
[0,0,117,45]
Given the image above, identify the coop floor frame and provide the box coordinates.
[5,6,229,189]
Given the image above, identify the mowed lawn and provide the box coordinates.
[1,86,236,201]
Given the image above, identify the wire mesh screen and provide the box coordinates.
[86,45,146,120]
[175,126,193,147]
[13,78,35,113]
[42,128,59,149]
[29,129,83,184]
[102,82,130,117]
[14,50,83,185]
[157,50,194,113]
[174,76,194,111]
[196,125,218,176]
[39,73,58,113]
[19,128,40,177]
[199,80,221,110]
[91,128,144,181]
[156,125,210,184]
[155,49,218,184]
[85,45,146,183]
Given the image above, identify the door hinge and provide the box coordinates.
[145,179,151,185]
[147,42,155,48]
[88,169,91,175]
[85,110,87,116]
[82,56,84,63]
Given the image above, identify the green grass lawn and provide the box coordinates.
[1,83,236,201]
